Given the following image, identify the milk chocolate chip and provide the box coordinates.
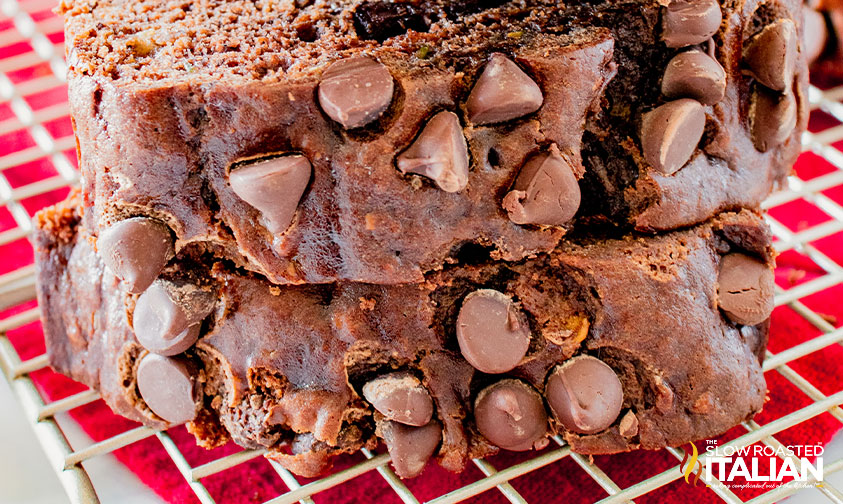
[717,252,775,325]
[661,49,726,105]
[136,353,199,424]
[502,149,581,227]
[545,355,624,435]
[749,88,797,152]
[743,19,797,92]
[381,420,442,478]
[474,379,547,451]
[229,155,312,234]
[98,217,174,294]
[466,53,543,125]
[362,373,434,426]
[133,279,215,356]
[640,99,706,175]
[318,56,394,129]
[396,111,469,192]
[456,289,531,374]
[663,0,722,48]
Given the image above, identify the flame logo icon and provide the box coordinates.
[679,442,704,486]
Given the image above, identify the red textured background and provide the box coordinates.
[1,5,842,503]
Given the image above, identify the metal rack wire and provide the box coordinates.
[1,0,842,502]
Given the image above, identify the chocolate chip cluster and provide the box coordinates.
[456,290,626,458]
[354,287,631,477]
[744,17,800,151]
[225,51,581,235]
[640,0,724,176]
[640,0,800,178]
[98,217,209,424]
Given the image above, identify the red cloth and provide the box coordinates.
[2,9,843,503]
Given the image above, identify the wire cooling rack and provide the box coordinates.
[2,0,843,503]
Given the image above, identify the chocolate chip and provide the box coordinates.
[133,279,215,356]
[352,1,430,42]
[474,379,547,451]
[136,353,199,424]
[396,111,469,192]
[318,56,394,129]
[456,289,531,374]
[545,355,624,435]
[466,53,543,125]
[662,0,722,48]
[381,419,441,478]
[362,373,434,426]
[717,252,774,325]
[502,148,581,226]
[640,99,706,175]
[749,87,797,153]
[229,155,312,234]
[98,217,174,294]
[661,49,726,105]
[743,19,797,92]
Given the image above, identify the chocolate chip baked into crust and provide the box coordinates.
[35,193,774,478]
[63,0,806,285]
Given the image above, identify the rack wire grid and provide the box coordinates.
[1,0,843,503]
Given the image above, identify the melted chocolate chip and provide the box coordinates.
[381,420,442,478]
[136,353,199,424]
[661,49,726,105]
[362,373,434,426]
[229,155,312,234]
[466,53,543,125]
[502,149,581,226]
[396,111,469,192]
[663,0,722,48]
[318,56,394,129]
[717,252,774,325]
[743,19,798,93]
[98,217,174,294]
[545,355,624,435]
[749,87,797,153]
[456,289,531,374]
[640,99,706,175]
[133,279,215,356]
[353,1,430,42]
[474,379,547,451]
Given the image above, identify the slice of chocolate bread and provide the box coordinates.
[35,193,774,478]
[62,0,806,285]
